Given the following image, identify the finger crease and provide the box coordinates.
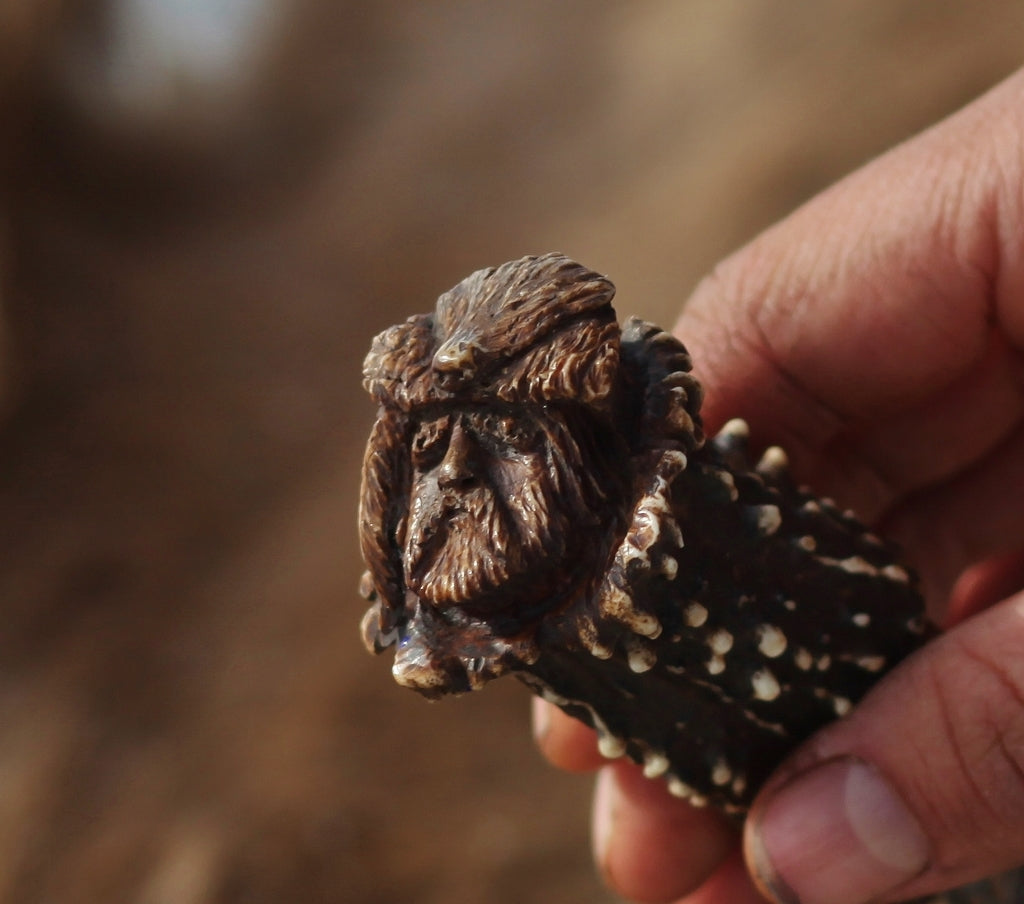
[745,313,846,454]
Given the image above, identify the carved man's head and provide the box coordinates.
[358,254,704,694]
[359,254,625,630]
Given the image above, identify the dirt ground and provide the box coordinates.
[1,3,1022,902]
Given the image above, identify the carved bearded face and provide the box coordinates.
[401,406,582,610]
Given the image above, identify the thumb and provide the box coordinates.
[743,590,1024,904]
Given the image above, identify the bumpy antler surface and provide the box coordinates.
[357,252,929,814]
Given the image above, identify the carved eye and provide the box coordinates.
[496,415,535,452]
[411,415,452,469]
[468,412,535,456]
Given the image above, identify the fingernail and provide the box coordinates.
[747,758,929,904]
[592,766,616,876]
[531,697,550,745]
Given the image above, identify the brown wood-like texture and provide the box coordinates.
[2,3,1024,902]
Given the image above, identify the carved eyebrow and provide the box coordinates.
[412,413,452,435]
[465,410,535,436]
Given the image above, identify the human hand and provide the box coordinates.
[534,67,1024,904]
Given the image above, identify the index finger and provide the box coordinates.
[676,68,1024,610]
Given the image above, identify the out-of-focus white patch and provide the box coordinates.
[61,0,283,121]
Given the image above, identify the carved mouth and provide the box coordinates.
[404,490,519,607]
[404,496,477,579]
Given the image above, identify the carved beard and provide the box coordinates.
[402,458,570,610]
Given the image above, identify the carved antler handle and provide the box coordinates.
[357,254,1024,903]
[357,253,930,812]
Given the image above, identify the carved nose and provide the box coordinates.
[437,422,479,490]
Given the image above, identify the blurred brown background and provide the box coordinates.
[0,2,1021,902]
